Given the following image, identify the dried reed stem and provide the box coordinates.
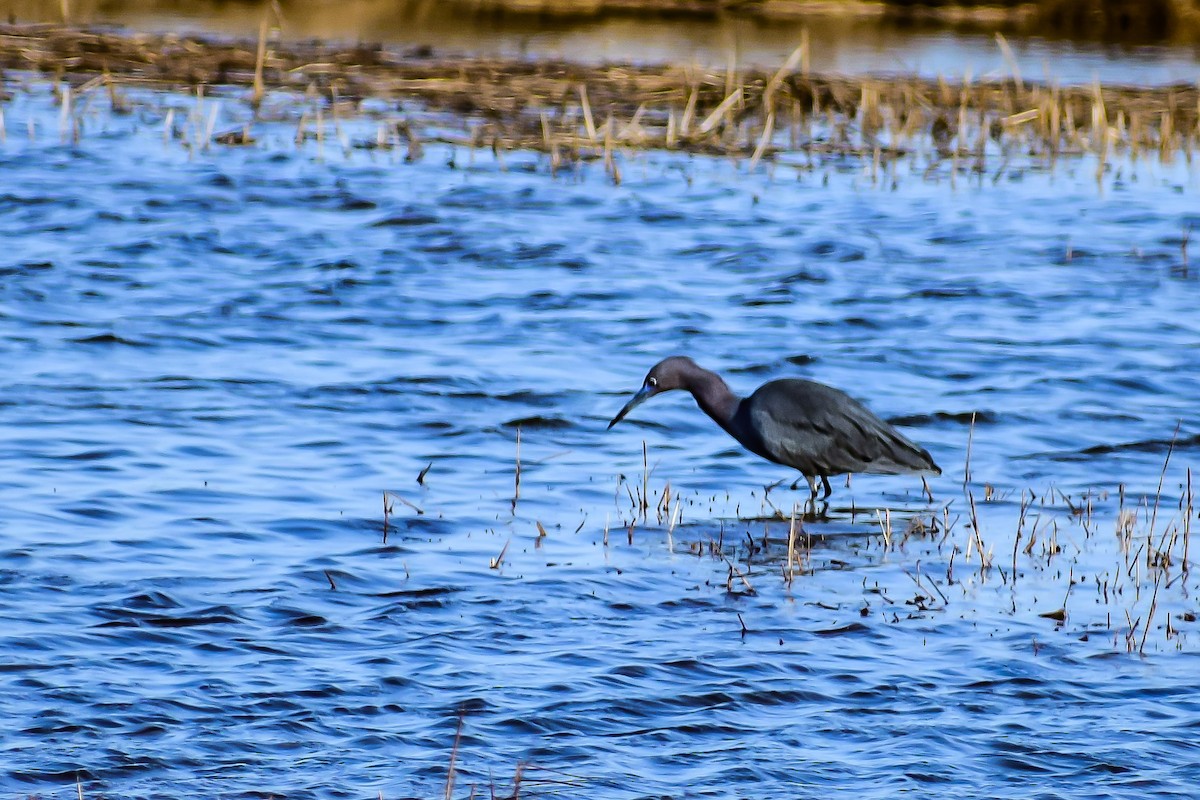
[964,411,976,486]
[444,712,464,800]
[876,508,892,549]
[787,502,799,577]
[725,558,755,594]
[1149,421,1180,537]
[385,490,423,516]
[1185,468,1192,574]
[994,33,1025,96]
[514,426,522,505]
[749,111,774,172]
[251,10,268,111]
[764,41,807,111]
[382,490,390,541]
[579,84,596,142]
[641,440,649,520]
[666,494,681,551]
[490,538,510,570]
[58,84,70,143]
[1140,570,1162,655]
[698,88,742,135]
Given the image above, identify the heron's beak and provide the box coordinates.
[608,384,655,429]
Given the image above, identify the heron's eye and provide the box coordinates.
[648,377,658,388]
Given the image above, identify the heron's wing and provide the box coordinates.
[745,380,939,476]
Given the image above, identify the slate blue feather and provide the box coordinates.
[608,356,940,499]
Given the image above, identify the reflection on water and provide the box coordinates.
[3,0,1200,84]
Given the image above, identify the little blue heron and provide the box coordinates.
[608,356,940,500]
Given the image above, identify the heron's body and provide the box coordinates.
[608,357,939,499]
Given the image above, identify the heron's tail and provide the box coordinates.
[872,428,940,475]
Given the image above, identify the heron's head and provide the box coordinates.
[607,356,698,429]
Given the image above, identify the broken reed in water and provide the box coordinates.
[2,24,1198,171]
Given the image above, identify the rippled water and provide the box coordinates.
[2,75,1200,799]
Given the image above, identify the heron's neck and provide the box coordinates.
[687,370,741,429]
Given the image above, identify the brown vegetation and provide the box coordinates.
[14,0,1200,42]
[2,23,1195,170]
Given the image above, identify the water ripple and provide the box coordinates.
[0,77,1198,800]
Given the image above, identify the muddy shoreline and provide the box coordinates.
[428,0,1199,41]
[31,0,1200,43]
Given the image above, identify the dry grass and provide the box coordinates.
[2,24,1198,169]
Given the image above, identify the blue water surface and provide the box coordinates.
[1,74,1199,799]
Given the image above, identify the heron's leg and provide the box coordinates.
[795,475,818,516]
[803,475,819,498]
[797,476,827,520]
[820,475,833,500]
